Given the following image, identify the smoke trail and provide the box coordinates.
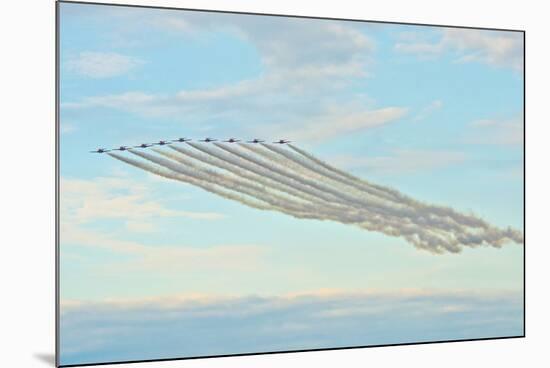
[197,146,506,250]
[111,152,356,222]
[288,143,405,198]
[165,147,448,246]
[168,145,322,206]
[214,142,408,215]
[240,143,387,204]
[287,143,495,231]
[214,143,483,236]
[262,143,398,202]
[186,142,352,207]
[108,152,272,212]
[108,145,523,254]
[204,144,522,250]
[167,146,426,231]
[129,149,339,220]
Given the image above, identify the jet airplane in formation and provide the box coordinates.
[113,146,131,151]
[91,137,294,153]
[134,143,153,149]
[154,140,172,146]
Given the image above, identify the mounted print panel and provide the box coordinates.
[57,1,524,366]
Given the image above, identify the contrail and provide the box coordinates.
[187,142,353,207]
[261,143,399,202]
[111,152,351,222]
[166,147,440,241]
[167,145,322,206]
[129,149,338,220]
[286,143,496,231]
[201,144,523,250]
[241,143,389,204]
[108,145,523,253]
[214,142,411,216]
[215,143,487,237]
[288,143,404,198]
[200,145,520,251]
[107,152,273,212]
[167,146,423,228]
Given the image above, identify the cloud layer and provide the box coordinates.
[60,289,523,366]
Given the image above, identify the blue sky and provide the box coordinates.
[58,2,523,365]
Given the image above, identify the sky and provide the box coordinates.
[58,2,524,365]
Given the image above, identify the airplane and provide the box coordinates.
[247,139,265,143]
[172,138,192,143]
[273,139,291,144]
[199,137,217,142]
[113,146,131,151]
[133,143,153,149]
[153,140,172,146]
[223,138,241,143]
[90,148,110,153]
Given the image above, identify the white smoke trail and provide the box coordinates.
[108,152,273,212]
[214,142,407,214]
[167,145,322,206]
[286,143,498,231]
[262,143,398,202]
[205,144,523,249]
[155,147,464,251]
[186,142,352,206]
[187,145,501,251]
[108,144,523,253]
[129,149,339,219]
[214,142,485,236]
[167,146,423,229]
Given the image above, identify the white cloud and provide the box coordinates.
[60,121,76,134]
[124,220,156,233]
[331,149,466,174]
[467,116,523,145]
[65,51,144,78]
[61,13,409,143]
[278,106,407,142]
[413,100,443,122]
[61,175,224,226]
[395,29,523,71]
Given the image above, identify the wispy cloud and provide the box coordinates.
[466,116,523,146]
[65,51,144,78]
[60,12,409,143]
[61,176,224,225]
[331,149,466,174]
[395,29,523,71]
[60,121,76,134]
[413,100,443,122]
[61,223,266,275]
[272,106,407,143]
[59,288,523,365]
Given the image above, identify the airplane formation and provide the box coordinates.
[90,138,290,153]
